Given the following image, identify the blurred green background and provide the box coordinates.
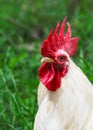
[0,0,93,130]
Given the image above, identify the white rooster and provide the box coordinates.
[34,17,93,130]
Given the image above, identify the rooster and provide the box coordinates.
[34,17,93,130]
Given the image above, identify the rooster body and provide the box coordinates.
[34,60,93,130]
[34,18,93,130]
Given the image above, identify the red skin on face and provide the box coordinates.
[38,61,68,91]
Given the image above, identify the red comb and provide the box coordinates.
[41,17,79,57]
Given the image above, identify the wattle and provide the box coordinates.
[38,62,68,91]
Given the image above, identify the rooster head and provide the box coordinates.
[38,17,79,91]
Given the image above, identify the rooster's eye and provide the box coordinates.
[58,56,66,61]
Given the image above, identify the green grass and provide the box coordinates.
[0,41,41,129]
[0,0,93,130]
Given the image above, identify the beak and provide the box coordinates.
[41,57,54,63]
